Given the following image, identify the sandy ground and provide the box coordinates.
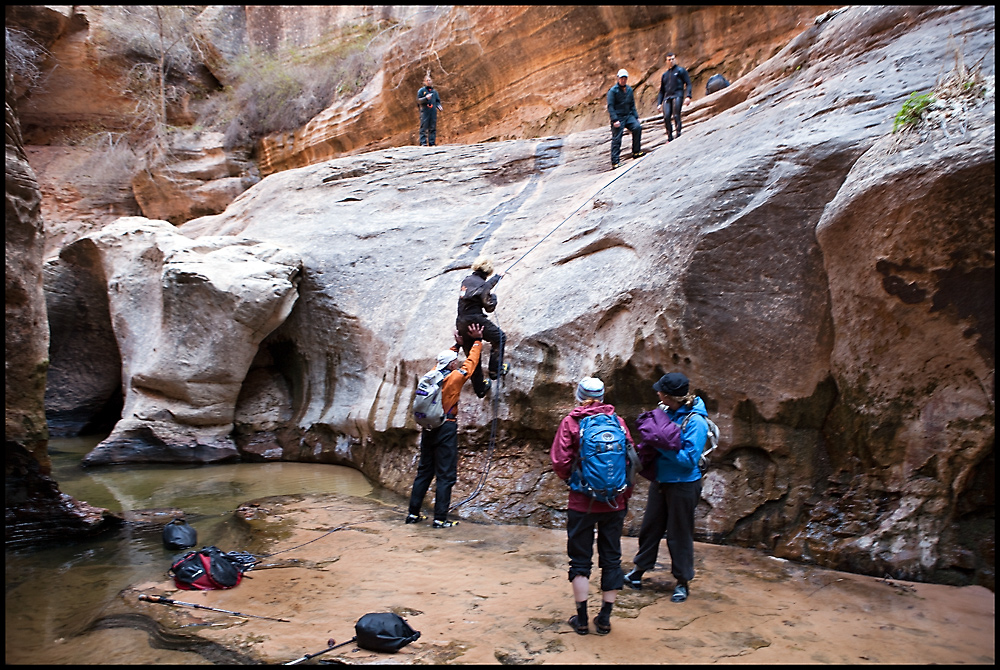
[124,493,994,665]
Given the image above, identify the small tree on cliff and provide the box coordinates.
[91,5,202,151]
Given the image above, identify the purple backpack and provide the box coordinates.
[635,409,681,480]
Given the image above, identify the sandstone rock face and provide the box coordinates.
[811,90,995,583]
[257,5,836,174]
[8,7,255,241]
[177,6,994,587]
[131,131,259,225]
[5,65,49,464]
[6,60,113,544]
[10,6,833,252]
[67,218,303,465]
[44,242,122,437]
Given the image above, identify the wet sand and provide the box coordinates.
[124,493,994,664]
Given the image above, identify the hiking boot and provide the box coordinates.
[475,379,491,399]
[632,151,646,159]
[611,162,621,170]
[433,519,459,528]
[489,363,509,380]
[405,513,427,524]
[671,582,689,603]
[568,614,589,635]
[624,569,643,590]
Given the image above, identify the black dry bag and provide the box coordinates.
[355,612,421,653]
[162,518,197,549]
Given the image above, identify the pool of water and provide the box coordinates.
[5,436,387,665]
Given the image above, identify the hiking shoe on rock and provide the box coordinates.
[611,162,621,170]
[489,363,509,380]
[624,569,643,590]
[632,151,646,159]
[671,582,689,602]
[405,513,427,524]
[433,519,459,528]
[475,379,491,399]
[568,615,589,635]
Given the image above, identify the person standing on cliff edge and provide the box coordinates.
[656,53,692,142]
[417,72,443,147]
[606,68,644,169]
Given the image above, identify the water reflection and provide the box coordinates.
[5,436,378,665]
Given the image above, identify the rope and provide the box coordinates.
[243,523,361,567]
[449,330,503,511]
[502,151,651,276]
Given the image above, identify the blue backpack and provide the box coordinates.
[569,412,636,508]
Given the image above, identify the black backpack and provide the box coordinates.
[355,612,421,653]
[162,518,197,549]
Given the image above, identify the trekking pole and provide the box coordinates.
[285,637,357,665]
[138,594,290,622]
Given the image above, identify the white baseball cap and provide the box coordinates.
[617,69,629,78]
[436,350,458,369]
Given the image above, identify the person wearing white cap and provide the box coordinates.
[606,68,644,169]
[550,377,636,635]
[406,323,484,528]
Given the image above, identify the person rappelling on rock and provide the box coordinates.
[456,256,508,398]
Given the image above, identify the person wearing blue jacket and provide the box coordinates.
[606,68,644,169]
[624,372,707,602]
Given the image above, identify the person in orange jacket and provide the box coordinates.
[406,323,484,528]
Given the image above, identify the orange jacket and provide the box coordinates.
[440,341,482,420]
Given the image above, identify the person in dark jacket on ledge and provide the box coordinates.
[607,68,644,169]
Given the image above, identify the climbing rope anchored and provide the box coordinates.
[450,150,652,512]
[502,150,652,276]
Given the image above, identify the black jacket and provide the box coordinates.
[457,271,499,318]
[606,83,638,123]
[657,65,692,104]
[417,86,441,111]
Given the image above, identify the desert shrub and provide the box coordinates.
[5,27,49,94]
[893,91,935,133]
[89,6,201,74]
[214,21,385,149]
[89,6,203,150]
[70,132,142,208]
[892,40,993,136]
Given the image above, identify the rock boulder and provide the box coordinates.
[70,218,303,465]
